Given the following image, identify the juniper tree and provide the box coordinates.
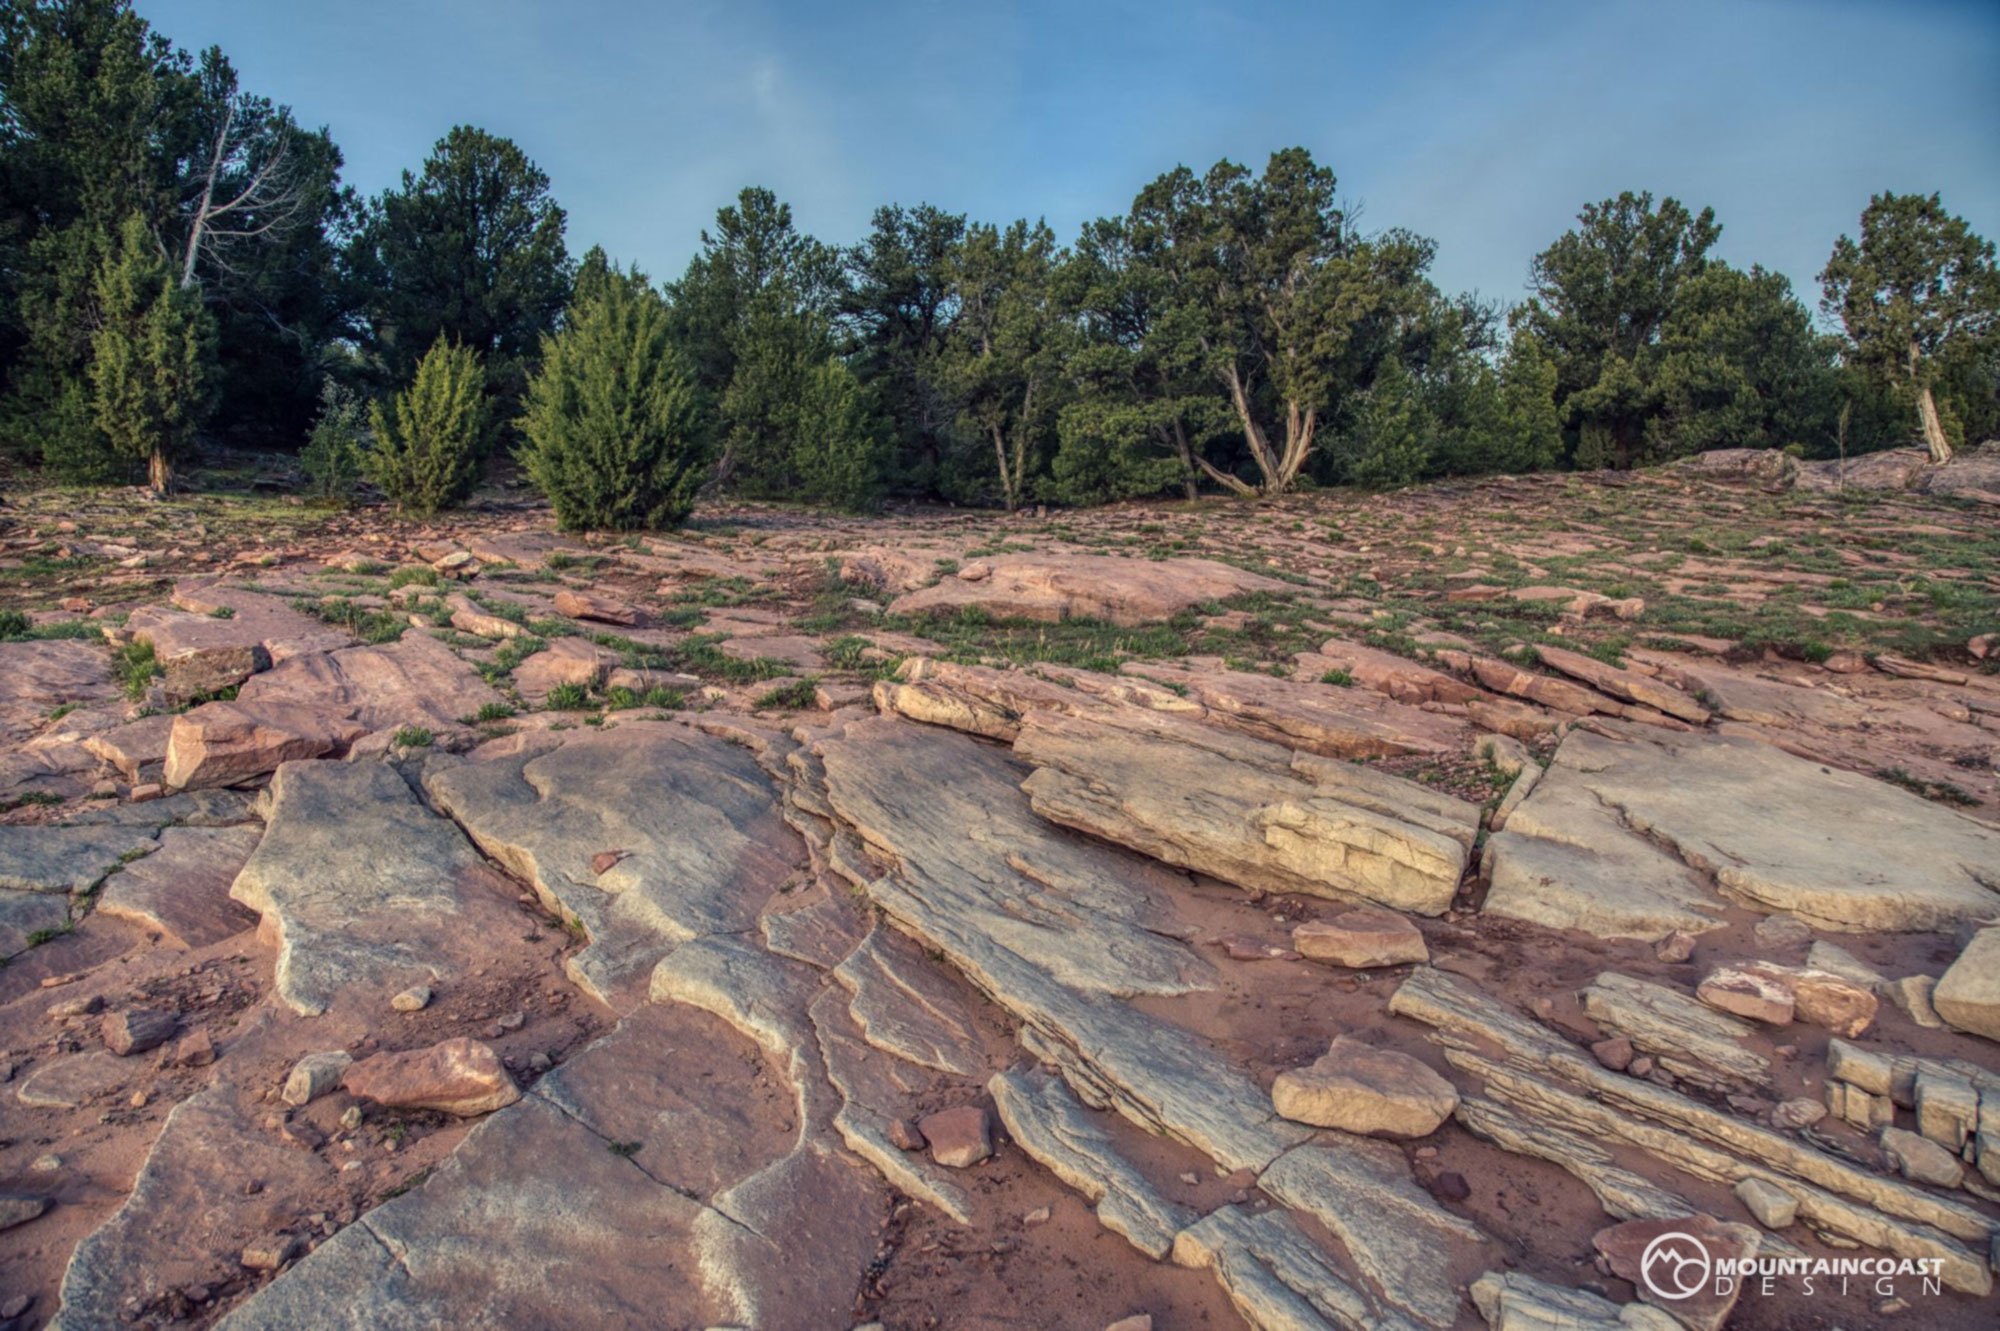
[365,334,486,515]
[89,212,216,492]
[1820,192,1999,463]
[519,259,710,530]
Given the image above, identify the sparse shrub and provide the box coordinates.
[790,359,891,512]
[366,335,487,516]
[300,378,366,503]
[519,264,710,531]
[754,678,818,710]
[544,682,592,710]
[391,725,433,748]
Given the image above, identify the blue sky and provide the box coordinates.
[146,0,1999,310]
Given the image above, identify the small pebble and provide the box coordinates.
[391,985,433,1013]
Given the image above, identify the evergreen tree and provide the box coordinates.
[1515,192,1721,467]
[88,212,215,491]
[1049,216,1227,504]
[942,218,1065,510]
[791,359,891,512]
[365,334,485,515]
[842,203,965,493]
[0,0,189,469]
[519,259,710,530]
[1820,192,1999,462]
[347,126,570,421]
[1344,356,1432,489]
[1129,149,1435,494]
[1491,335,1564,474]
[299,376,364,503]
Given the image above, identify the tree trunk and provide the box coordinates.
[1915,383,1953,464]
[1168,418,1199,501]
[148,448,173,495]
[991,423,1015,511]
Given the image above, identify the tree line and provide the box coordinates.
[3,1,1996,526]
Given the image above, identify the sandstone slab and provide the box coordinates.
[1270,1037,1458,1137]
[95,824,261,947]
[1017,708,1477,915]
[1592,1214,1757,1331]
[163,701,366,790]
[1934,928,2000,1042]
[1484,723,2000,939]
[234,631,506,733]
[887,553,1290,628]
[0,640,115,745]
[424,723,798,1009]
[0,823,157,894]
[342,1037,520,1116]
[231,760,517,1015]
[1292,907,1429,968]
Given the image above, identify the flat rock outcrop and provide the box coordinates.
[1016,708,1477,914]
[423,723,799,1009]
[230,760,521,1015]
[234,632,506,733]
[885,553,1291,627]
[1484,722,2000,939]
[0,640,115,745]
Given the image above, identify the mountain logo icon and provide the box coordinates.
[1639,1231,1714,1301]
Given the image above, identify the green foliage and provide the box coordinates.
[366,335,487,516]
[347,126,571,420]
[89,213,216,492]
[519,257,710,530]
[390,725,433,748]
[1344,356,1432,489]
[791,359,891,511]
[0,610,30,639]
[942,218,1066,509]
[0,5,350,461]
[114,639,158,700]
[753,678,819,710]
[544,682,592,710]
[1491,334,1565,473]
[300,378,365,503]
[1820,192,1999,458]
[1128,149,1437,494]
[842,204,967,494]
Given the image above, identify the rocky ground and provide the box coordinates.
[0,448,1997,1331]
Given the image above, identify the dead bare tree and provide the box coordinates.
[179,91,309,292]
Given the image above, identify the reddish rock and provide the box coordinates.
[1426,1170,1470,1202]
[590,850,624,875]
[1292,908,1429,968]
[1788,970,1877,1038]
[1219,936,1295,962]
[553,589,638,625]
[919,1105,993,1168]
[1592,1214,1758,1331]
[171,1029,215,1067]
[887,553,1291,629]
[1696,967,1794,1025]
[82,714,176,782]
[163,701,365,790]
[1271,1037,1458,1137]
[101,1009,178,1056]
[1654,930,1698,963]
[240,1233,302,1271]
[1591,1037,1634,1072]
[513,638,618,703]
[342,1038,521,1117]
[888,1118,925,1151]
